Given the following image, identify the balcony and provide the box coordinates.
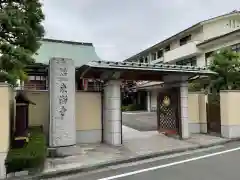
[164,41,202,63]
[150,57,164,64]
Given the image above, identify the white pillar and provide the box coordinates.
[147,91,151,112]
[49,58,76,147]
[103,80,122,146]
[180,82,189,139]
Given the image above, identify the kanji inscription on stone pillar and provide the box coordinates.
[49,58,76,147]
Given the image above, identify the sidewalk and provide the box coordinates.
[39,132,229,179]
[6,129,230,179]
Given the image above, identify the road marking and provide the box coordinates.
[98,146,240,180]
[53,145,223,180]
[108,145,223,170]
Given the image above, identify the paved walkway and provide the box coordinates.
[122,112,157,131]
[44,132,228,175]
[122,125,158,140]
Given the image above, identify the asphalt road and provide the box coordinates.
[48,141,240,180]
[122,112,157,131]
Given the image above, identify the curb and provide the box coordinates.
[6,138,237,180]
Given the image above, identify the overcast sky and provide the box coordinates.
[42,0,240,61]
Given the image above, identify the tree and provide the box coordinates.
[188,48,240,93]
[0,0,45,85]
[208,48,240,92]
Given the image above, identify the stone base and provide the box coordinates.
[0,153,7,179]
[200,123,208,133]
[189,123,207,134]
[48,145,83,158]
[221,125,240,138]
[76,130,102,144]
[189,123,200,133]
[104,132,122,146]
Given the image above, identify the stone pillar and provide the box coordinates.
[180,82,189,139]
[103,80,122,146]
[49,58,76,147]
[147,91,151,112]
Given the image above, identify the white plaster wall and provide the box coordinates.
[203,15,240,40]
[196,54,206,67]
[170,40,179,50]
[197,31,240,67]
[191,27,204,42]
[203,38,240,53]
[164,41,201,63]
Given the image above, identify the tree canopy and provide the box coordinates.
[0,0,45,85]
[208,48,240,91]
[189,48,240,92]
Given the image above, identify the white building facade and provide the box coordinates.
[124,10,240,112]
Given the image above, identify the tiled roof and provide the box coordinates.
[86,61,215,75]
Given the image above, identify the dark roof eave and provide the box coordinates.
[81,61,216,76]
[42,38,93,46]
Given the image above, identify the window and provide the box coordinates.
[227,19,240,28]
[232,43,240,52]
[139,57,144,63]
[205,51,214,66]
[24,75,48,90]
[176,56,197,66]
[180,35,191,46]
[164,45,170,52]
[144,57,148,63]
[151,53,157,60]
[157,50,163,58]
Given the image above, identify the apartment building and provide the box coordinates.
[124,10,240,112]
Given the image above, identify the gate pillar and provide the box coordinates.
[180,81,189,139]
[103,80,122,146]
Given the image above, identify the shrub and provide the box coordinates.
[121,104,143,111]
[5,127,47,173]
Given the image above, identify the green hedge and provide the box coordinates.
[5,127,47,173]
[121,104,143,111]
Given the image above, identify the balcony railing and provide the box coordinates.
[164,41,201,63]
[24,84,48,90]
[150,57,164,64]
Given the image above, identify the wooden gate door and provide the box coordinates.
[207,94,221,133]
[157,88,180,135]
